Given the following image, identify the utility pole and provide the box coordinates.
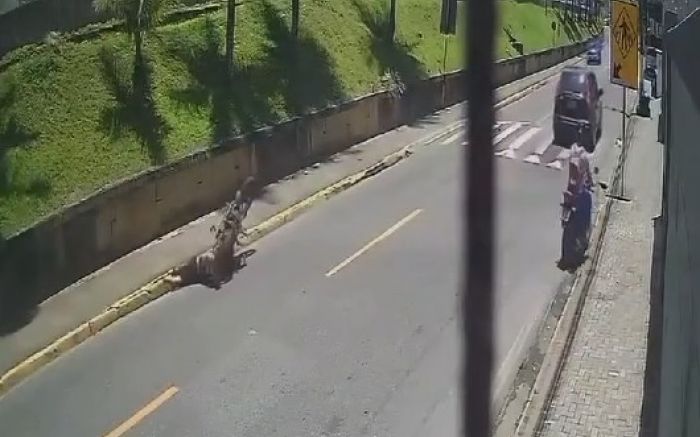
[622,87,627,196]
[637,0,650,116]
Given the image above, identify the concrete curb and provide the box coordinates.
[0,274,175,396]
[0,54,580,398]
[514,105,639,436]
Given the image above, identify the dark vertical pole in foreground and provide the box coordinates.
[225,0,237,79]
[388,0,397,41]
[463,0,496,435]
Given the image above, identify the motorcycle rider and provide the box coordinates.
[229,176,256,243]
[560,128,594,268]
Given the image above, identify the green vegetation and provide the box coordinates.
[0,0,600,237]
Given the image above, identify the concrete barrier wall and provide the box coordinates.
[0,38,592,317]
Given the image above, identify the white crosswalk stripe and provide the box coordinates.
[496,127,540,159]
[444,120,573,170]
[492,120,569,170]
[523,136,554,164]
[493,122,523,145]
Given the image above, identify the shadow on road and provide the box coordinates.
[0,304,39,337]
[217,248,257,287]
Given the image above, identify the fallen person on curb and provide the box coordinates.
[167,177,257,288]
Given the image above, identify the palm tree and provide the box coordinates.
[225,0,237,78]
[388,0,397,40]
[94,0,164,92]
[292,0,300,40]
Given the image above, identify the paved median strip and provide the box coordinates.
[104,386,179,437]
[325,209,423,277]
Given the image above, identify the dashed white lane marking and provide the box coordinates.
[325,209,423,277]
[496,127,541,159]
[453,121,516,146]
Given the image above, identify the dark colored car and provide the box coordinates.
[586,46,602,65]
[553,67,603,152]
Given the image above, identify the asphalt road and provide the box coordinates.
[0,35,629,437]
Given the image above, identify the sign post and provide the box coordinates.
[440,0,457,35]
[610,0,639,198]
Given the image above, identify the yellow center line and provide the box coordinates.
[104,386,179,437]
[325,209,423,278]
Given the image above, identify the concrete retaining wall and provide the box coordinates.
[0,38,591,319]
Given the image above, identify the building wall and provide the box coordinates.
[658,10,700,437]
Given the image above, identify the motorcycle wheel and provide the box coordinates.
[560,220,576,268]
[574,231,587,261]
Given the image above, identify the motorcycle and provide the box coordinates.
[560,189,589,269]
[559,165,598,271]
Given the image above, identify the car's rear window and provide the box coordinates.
[555,95,588,119]
[558,71,587,94]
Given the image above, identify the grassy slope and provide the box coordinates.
[0,0,599,237]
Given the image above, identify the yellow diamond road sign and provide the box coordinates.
[610,0,639,89]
